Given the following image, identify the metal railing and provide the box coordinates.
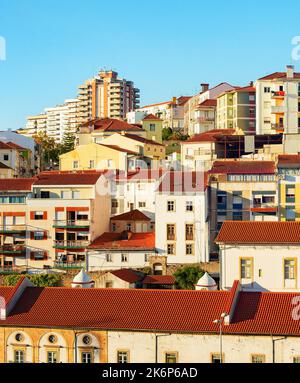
[53,220,90,228]
[53,241,90,249]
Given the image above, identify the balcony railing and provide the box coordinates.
[53,241,90,250]
[271,91,285,98]
[53,261,85,270]
[0,245,25,255]
[0,225,27,234]
[271,123,284,131]
[271,106,286,114]
[53,220,90,229]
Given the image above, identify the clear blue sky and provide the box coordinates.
[1,0,300,130]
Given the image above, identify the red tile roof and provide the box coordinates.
[185,130,236,143]
[0,141,15,150]
[177,96,192,106]
[5,142,27,151]
[0,178,36,191]
[111,210,151,222]
[88,232,155,251]
[84,118,144,132]
[123,133,165,147]
[198,99,217,108]
[110,269,144,283]
[158,171,208,193]
[143,275,176,285]
[216,221,300,244]
[140,100,172,109]
[1,284,300,336]
[33,171,105,186]
[142,114,162,121]
[258,72,300,81]
[209,161,276,175]
[278,155,300,166]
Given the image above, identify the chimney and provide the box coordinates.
[201,83,209,93]
[249,81,254,87]
[287,65,295,79]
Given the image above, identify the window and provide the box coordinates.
[139,202,146,208]
[167,244,175,255]
[286,185,296,203]
[41,191,50,199]
[3,154,9,161]
[150,124,156,132]
[72,191,80,199]
[106,254,113,263]
[34,231,45,240]
[82,335,92,345]
[264,87,271,93]
[47,351,58,363]
[48,335,57,344]
[165,353,177,363]
[81,352,92,364]
[233,192,243,209]
[14,350,25,364]
[89,160,95,169]
[112,200,118,209]
[217,192,227,210]
[167,201,175,212]
[167,224,176,241]
[241,258,253,279]
[73,161,79,169]
[126,223,132,231]
[106,281,113,288]
[286,206,296,222]
[293,357,300,363]
[107,159,113,168]
[15,333,24,342]
[186,244,194,255]
[251,355,265,363]
[112,223,116,232]
[186,201,194,212]
[284,259,296,280]
[211,354,222,364]
[34,211,45,220]
[118,351,129,363]
[186,224,194,241]
[233,211,243,221]
[121,254,128,263]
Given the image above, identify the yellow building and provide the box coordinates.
[59,142,139,172]
[141,114,163,143]
[101,132,166,161]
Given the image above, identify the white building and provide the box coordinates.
[217,221,300,292]
[255,65,300,135]
[155,171,209,264]
[86,231,156,271]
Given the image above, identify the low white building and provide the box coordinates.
[217,221,300,292]
[86,231,156,271]
[155,171,209,264]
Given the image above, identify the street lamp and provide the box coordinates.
[213,312,227,364]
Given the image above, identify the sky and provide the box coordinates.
[1,0,300,131]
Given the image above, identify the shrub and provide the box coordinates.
[3,274,61,287]
[174,266,204,290]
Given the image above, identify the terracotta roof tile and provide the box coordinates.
[258,72,300,81]
[123,133,165,146]
[83,118,144,132]
[34,172,105,186]
[0,178,36,191]
[110,269,144,283]
[111,210,151,222]
[158,171,208,193]
[142,114,162,121]
[88,232,155,250]
[209,161,275,175]
[198,99,217,108]
[185,130,236,143]
[216,221,300,244]
[143,275,176,285]
[278,155,300,166]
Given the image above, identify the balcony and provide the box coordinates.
[53,241,90,250]
[0,226,27,235]
[271,91,285,98]
[271,123,284,132]
[53,220,90,229]
[0,245,25,256]
[271,105,286,114]
[53,261,85,270]
[199,117,215,123]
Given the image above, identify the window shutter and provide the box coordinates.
[30,212,35,220]
[43,212,48,220]
[30,231,35,240]
[30,251,35,260]
[43,252,48,260]
[43,232,48,240]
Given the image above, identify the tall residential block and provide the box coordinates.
[256,65,300,135]
[78,70,140,123]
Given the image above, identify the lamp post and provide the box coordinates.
[213,312,227,364]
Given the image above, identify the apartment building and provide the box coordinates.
[278,154,300,221]
[0,172,111,271]
[2,278,300,363]
[136,96,191,132]
[184,83,235,136]
[20,114,47,137]
[217,221,300,292]
[216,85,256,134]
[209,161,278,255]
[155,171,209,264]
[193,99,217,134]
[111,169,165,222]
[256,65,300,135]
[78,70,140,123]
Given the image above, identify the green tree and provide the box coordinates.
[33,131,61,169]
[162,127,173,141]
[61,127,76,154]
[174,266,204,290]
[3,274,61,287]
